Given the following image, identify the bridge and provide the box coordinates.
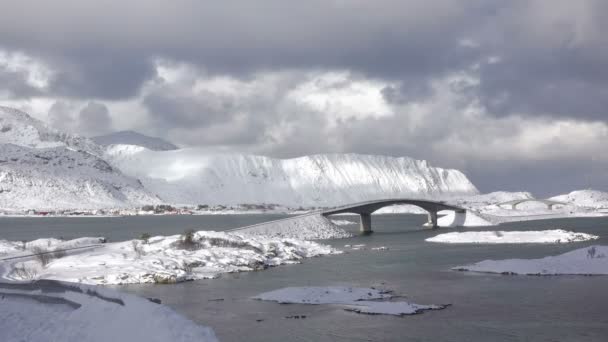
[321,199,466,233]
[498,199,568,210]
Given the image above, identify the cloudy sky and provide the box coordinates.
[1,0,606,196]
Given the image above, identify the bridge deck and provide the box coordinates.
[322,198,465,216]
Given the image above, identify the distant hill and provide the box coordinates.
[93,130,178,151]
[0,106,101,155]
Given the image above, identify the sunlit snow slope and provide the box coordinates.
[105,145,479,206]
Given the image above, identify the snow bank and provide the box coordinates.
[454,245,608,275]
[0,280,217,342]
[253,286,446,316]
[0,237,106,256]
[235,214,353,240]
[426,229,598,244]
[449,191,534,208]
[330,219,357,226]
[437,211,494,227]
[1,231,338,284]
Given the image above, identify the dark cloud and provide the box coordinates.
[0,69,43,98]
[78,102,113,136]
[0,0,606,195]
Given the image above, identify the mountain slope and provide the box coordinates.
[550,190,608,209]
[0,106,101,155]
[105,145,479,206]
[93,130,178,151]
[0,144,161,210]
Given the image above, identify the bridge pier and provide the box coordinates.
[427,211,438,229]
[359,213,373,234]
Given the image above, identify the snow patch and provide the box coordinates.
[330,219,357,226]
[437,210,494,227]
[427,229,598,244]
[253,286,446,316]
[454,245,608,275]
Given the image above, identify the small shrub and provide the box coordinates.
[181,261,193,273]
[10,264,38,280]
[139,233,151,244]
[141,205,155,212]
[31,247,53,266]
[178,229,198,250]
[51,249,67,259]
[132,241,145,258]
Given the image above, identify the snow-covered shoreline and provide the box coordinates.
[426,230,599,244]
[454,246,608,276]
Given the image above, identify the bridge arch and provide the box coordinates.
[321,199,466,233]
[498,199,567,210]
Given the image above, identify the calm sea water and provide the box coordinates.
[0,214,289,242]
[2,214,608,341]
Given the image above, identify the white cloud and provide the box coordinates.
[0,50,53,89]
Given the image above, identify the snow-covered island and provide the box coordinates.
[453,246,608,276]
[253,286,447,316]
[0,231,340,285]
[426,230,599,244]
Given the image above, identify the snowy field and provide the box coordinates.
[0,280,218,342]
[0,231,339,285]
[426,230,598,244]
[454,246,608,275]
[253,286,447,316]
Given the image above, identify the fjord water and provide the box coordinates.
[0,214,289,242]
[2,214,608,341]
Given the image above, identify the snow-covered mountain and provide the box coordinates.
[0,106,480,209]
[0,106,101,155]
[93,130,178,151]
[0,144,160,210]
[550,190,608,209]
[105,145,479,206]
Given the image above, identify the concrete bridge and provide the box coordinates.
[498,199,567,210]
[322,199,466,233]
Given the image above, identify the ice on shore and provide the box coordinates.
[453,245,608,275]
[437,211,494,227]
[253,286,447,316]
[0,280,217,342]
[426,229,598,244]
[330,219,357,226]
[1,231,339,285]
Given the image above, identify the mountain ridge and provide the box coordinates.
[92,130,178,151]
[105,145,479,206]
